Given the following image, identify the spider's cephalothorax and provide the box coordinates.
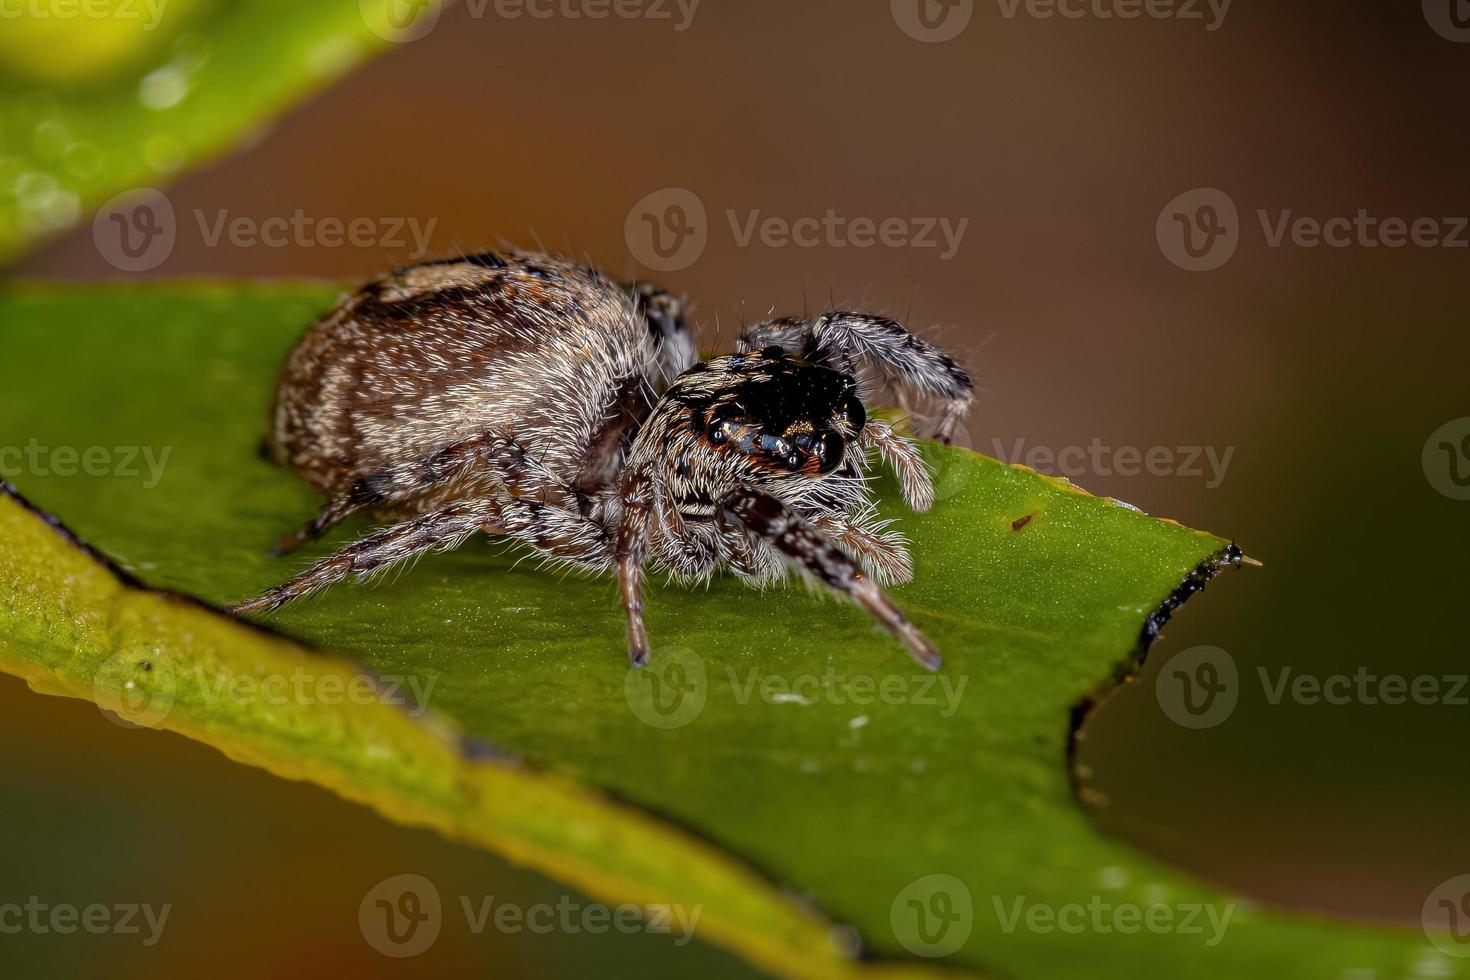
[231,248,973,669]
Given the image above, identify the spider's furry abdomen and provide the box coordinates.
[267,249,686,509]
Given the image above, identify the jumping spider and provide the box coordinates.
[231,249,973,669]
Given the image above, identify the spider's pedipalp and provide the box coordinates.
[860,417,935,512]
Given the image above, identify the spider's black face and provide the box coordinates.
[679,348,866,476]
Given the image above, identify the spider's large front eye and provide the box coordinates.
[814,431,845,474]
[789,430,844,474]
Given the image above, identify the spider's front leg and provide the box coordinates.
[614,487,653,668]
[718,486,940,670]
[736,312,974,443]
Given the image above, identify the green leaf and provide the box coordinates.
[0,0,442,262]
[0,284,1455,979]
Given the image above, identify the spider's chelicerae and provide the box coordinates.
[231,249,973,669]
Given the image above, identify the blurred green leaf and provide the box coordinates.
[0,0,444,262]
[0,284,1457,979]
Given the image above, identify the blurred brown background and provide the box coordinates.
[4,0,1468,976]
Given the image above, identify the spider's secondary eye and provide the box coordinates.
[845,398,866,433]
[708,423,730,446]
[785,452,802,471]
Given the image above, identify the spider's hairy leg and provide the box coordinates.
[615,494,653,667]
[494,496,616,567]
[271,432,574,556]
[807,511,914,586]
[737,312,973,443]
[272,489,364,557]
[860,417,935,512]
[232,501,497,615]
[719,487,940,670]
[235,492,617,616]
